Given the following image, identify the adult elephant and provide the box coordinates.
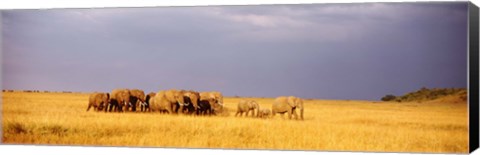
[149,89,185,114]
[87,92,110,112]
[109,89,131,112]
[182,90,200,114]
[235,100,259,117]
[142,92,156,112]
[149,91,168,113]
[129,89,145,112]
[199,91,224,115]
[272,96,304,120]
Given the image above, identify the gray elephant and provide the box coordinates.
[128,89,145,112]
[87,92,110,112]
[235,100,259,117]
[109,89,131,112]
[257,108,271,119]
[199,91,224,115]
[142,92,156,112]
[149,89,186,114]
[272,96,304,120]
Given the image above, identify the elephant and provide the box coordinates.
[181,90,200,114]
[257,108,271,119]
[128,89,145,112]
[272,96,304,120]
[199,91,224,115]
[87,92,110,112]
[235,100,259,117]
[149,89,186,114]
[142,92,156,112]
[109,89,131,112]
[149,91,168,113]
[197,97,213,115]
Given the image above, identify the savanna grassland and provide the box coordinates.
[1,91,469,153]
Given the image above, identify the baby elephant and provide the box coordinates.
[257,108,271,119]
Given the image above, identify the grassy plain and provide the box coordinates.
[1,92,468,153]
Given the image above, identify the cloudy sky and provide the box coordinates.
[1,2,468,100]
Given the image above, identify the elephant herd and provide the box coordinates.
[87,89,304,120]
[87,89,224,115]
[235,96,304,120]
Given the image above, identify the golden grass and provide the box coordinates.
[1,92,468,153]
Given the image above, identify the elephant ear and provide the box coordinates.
[287,96,297,108]
[248,101,255,108]
[252,101,259,108]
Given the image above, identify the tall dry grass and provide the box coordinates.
[1,92,468,153]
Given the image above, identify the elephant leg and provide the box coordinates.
[119,104,124,112]
[288,109,293,119]
[292,110,298,120]
[132,101,137,112]
[172,103,177,113]
[193,104,198,115]
[87,104,92,111]
[167,107,173,114]
[178,105,184,114]
[111,104,115,112]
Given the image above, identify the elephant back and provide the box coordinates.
[89,92,100,102]
[111,89,131,102]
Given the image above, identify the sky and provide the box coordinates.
[1,2,469,100]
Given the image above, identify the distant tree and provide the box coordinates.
[381,94,397,101]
